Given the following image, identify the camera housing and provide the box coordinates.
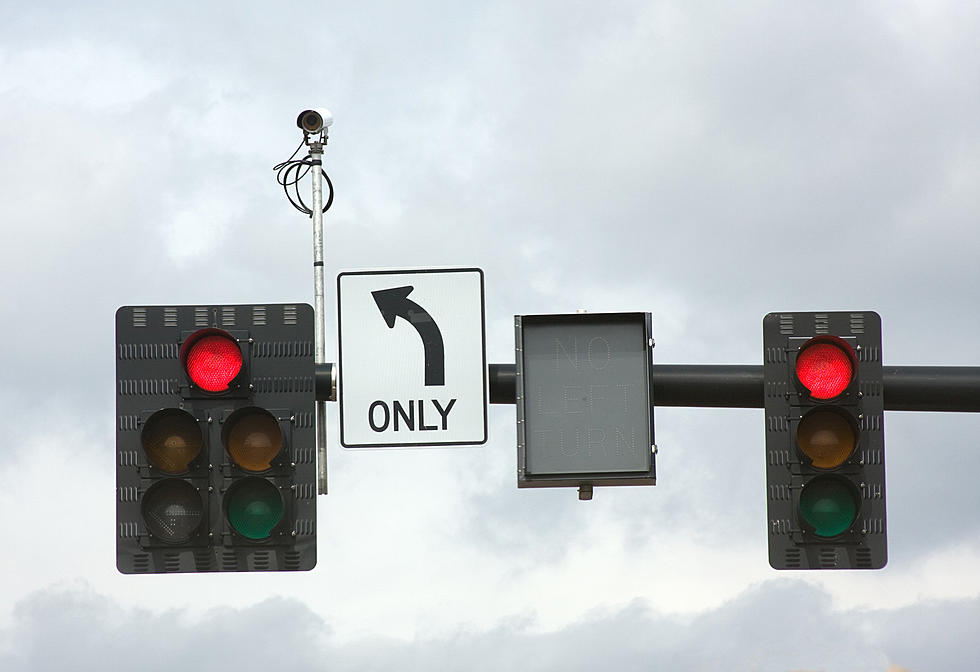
[296,108,334,135]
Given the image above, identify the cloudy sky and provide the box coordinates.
[2,1,979,670]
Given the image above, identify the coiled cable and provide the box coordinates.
[273,139,334,216]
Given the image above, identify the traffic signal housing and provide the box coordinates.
[116,304,317,573]
[763,311,886,569]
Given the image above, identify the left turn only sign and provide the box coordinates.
[337,268,488,448]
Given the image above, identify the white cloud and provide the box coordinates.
[812,537,980,612]
[161,191,240,268]
[0,40,169,109]
[3,579,974,671]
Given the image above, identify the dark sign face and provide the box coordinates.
[516,313,654,487]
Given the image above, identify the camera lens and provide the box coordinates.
[302,112,320,132]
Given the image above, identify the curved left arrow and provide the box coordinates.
[371,285,445,386]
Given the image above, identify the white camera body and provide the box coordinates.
[297,108,334,134]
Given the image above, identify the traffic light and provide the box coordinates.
[762,311,886,569]
[116,304,317,573]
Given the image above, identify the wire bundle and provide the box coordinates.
[273,139,334,216]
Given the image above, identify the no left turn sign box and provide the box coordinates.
[337,267,488,448]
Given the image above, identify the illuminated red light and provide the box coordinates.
[184,332,242,392]
[795,340,854,399]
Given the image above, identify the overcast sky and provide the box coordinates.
[2,2,979,670]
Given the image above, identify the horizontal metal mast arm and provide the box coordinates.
[482,363,980,412]
[882,366,980,412]
[316,363,980,411]
[648,364,764,408]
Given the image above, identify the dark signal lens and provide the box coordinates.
[227,478,283,540]
[799,476,859,538]
[142,479,204,543]
[141,409,203,473]
[223,408,282,472]
[796,339,854,399]
[797,408,857,469]
[184,331,242,393]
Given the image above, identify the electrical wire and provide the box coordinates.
[273,138,334,216]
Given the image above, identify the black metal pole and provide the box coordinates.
[649,364,764,408]
[317,362,980,412]
[485,363,980,412]
[882,366,980,412]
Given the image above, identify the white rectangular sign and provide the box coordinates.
[337,267,488,448]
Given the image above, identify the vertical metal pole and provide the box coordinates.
[310,140,329,495]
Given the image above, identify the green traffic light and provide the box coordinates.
[799,476,859,538]
[227,478,284,540]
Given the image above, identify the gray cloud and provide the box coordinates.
[0,586,331,672]
[2,581,975,671]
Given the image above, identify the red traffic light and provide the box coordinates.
[117,304,317,574]
[763,311,886,570]
[795,337,854,399]
[181,329,243,393]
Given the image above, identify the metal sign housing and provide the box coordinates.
[515,312,655,489]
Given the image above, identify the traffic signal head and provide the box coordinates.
[763,311,886,569]
[116,304,317,573]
